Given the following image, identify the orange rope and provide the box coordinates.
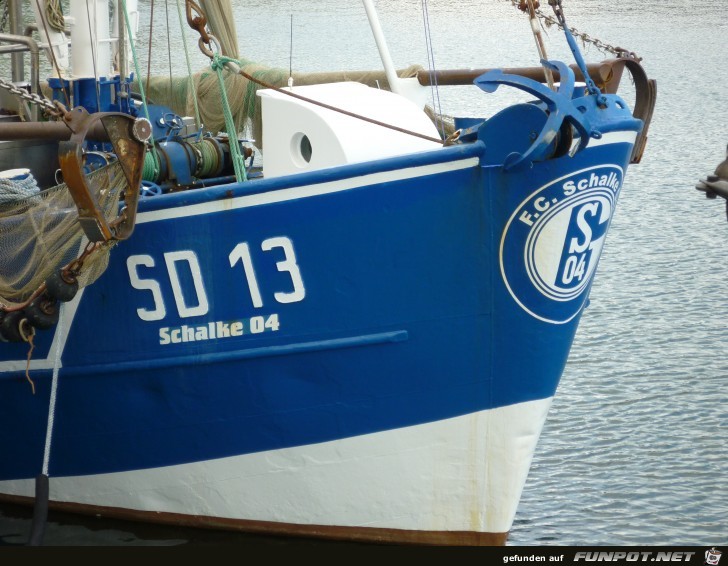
[25,329,36,395]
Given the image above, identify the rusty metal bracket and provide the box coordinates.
[58,107,151,242]
[570,57,656,164]
[185,0,211,46]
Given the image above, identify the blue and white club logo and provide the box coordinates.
[500,165,623,324]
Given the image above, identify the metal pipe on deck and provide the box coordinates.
[7,0,24,83]
[0,33,42,121]
[0,121,111,142]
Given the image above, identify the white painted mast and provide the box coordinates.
[68,0,110,78]
[361,0,427,107]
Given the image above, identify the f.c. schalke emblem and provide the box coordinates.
[500,165,623,324]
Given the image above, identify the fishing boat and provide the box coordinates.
[0,0,655,546]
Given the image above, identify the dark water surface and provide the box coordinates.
[1,0,726,547]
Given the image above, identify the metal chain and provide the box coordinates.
[0,77,68,118]
[0,1,8,33]
[509,0,641,61]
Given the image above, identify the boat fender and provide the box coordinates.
[0,309,31,343]
[27,473,49,546]
[45,270,79,303]
[23,295,60,330]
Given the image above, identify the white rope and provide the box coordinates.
[0,173,40,205]
[41,303,64,476]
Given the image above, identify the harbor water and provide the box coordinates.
[1,0,726,546]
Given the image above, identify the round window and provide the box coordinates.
[291,132,313,167]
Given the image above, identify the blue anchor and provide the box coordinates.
[474,59,602,171]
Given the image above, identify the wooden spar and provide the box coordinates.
[416,59,627,94]
[299,59,627,95]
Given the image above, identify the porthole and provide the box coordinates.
[291,132,313,167]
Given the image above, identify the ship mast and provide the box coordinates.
[361,0,427,107]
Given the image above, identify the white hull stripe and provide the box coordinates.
[137,157,481,224]
[137,132,636,226]
[587,130,638,147]
[0,397,553,534]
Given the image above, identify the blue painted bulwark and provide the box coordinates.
[0,115,640,478]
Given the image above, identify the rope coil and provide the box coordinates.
[0,173,40,206]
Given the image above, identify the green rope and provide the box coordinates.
[120,0,160,177]
[243,79,258,128]
[175,0,202,129]
[192,139,220,178]
[211,54,247,183]
[142,150,160,182]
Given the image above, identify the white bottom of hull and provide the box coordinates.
[0,397,552,536]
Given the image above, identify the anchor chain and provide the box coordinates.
[0,77,69,119]
[510,0,641,61]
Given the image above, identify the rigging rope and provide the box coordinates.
[197,43,446,146]
[121,0,160,177]
[145,0,155,96]
[166,0,173,99]
[421,0,445,141]
[237,62,446,145]
[175,0,202,129]
[210,54,248,182]
[84,0,102,112]
[181,0,446,146]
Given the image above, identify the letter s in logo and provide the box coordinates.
[500,165,623,324]
[557,201,610,289]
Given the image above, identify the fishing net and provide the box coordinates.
[0,162,127,308]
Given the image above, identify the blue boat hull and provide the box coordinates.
[0,123,639,542]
